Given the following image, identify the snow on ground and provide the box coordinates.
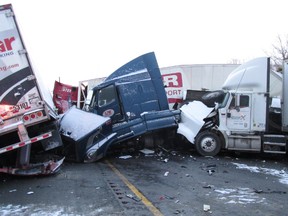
[0,204,107,216]
[214,187,266,204]
[232,162,288,185]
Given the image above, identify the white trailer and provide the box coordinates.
[161,64,239,109]
[0,4,63,175]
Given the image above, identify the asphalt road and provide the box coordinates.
[0,147,287,216]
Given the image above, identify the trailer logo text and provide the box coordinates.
[162,72,183,88]
[0,37,15,57]
[162,72,183,103]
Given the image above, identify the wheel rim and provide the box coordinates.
[200,137,216,152]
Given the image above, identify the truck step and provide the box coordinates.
[263,141,286,147]
[263,150,286,154]
[263,135,287,154]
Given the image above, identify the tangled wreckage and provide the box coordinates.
[1,4,287,176]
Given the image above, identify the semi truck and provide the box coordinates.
[59,52,180,162]
[178,57,288,156]
[0,4,64,175]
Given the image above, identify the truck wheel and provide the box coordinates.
[195,131,221,156]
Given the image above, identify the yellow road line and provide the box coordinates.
[105,160,163,216]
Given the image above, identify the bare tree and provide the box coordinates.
[270,34,288,72]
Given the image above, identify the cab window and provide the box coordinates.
[240,95,249,107]
[98,85,116,107]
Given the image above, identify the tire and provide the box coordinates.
[195,131,221,156]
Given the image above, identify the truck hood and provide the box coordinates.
[177,101,213,143]
[59,106,110,141]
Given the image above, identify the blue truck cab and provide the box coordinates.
[60,52,180,162]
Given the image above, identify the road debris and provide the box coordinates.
[139,148,155,155]
[126,193,141,202]
[203,184,213,189]
[164,171,169,176]
[118,155,132,159]
[203,204,211,212]
[163,158,169,163]
[201,163,217,175]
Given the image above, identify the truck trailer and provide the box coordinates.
[178,57,288,156]
[0,4,64,175]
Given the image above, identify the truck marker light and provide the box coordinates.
[30,113,36,119]
[6,146,13,151]
[37,111,43,117]
[1,112,7,117]
[23,115,30,121]
[43,134,49,138]
[31,138,38,142]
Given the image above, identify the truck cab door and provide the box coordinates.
[90,85,124,123]
[226,93,251,131]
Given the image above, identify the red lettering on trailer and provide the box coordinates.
[166,89,182,96]
[162,72,183,88]
[0,37,15,52]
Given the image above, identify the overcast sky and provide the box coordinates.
[2,0,288,90]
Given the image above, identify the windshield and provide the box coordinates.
[218,92,230,108]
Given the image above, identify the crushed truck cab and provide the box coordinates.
[60,52,180,162]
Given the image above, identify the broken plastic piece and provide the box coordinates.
[203,204,210,212]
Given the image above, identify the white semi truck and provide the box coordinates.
[0,4,64,175]
[178,57,288,156]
